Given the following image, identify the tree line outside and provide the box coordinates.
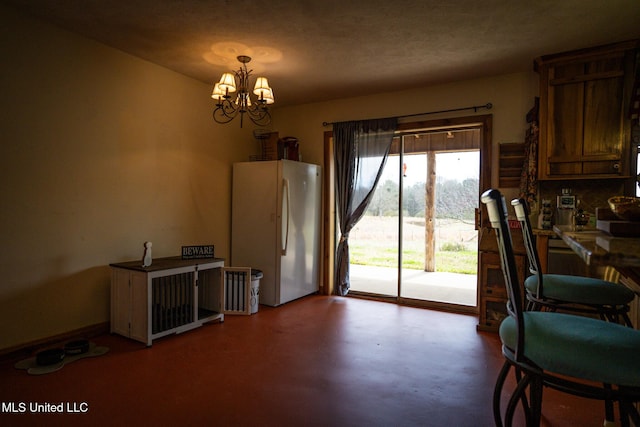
[368,177,479,221]
[350,176,479,274]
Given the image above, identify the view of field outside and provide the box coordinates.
[350,216,478,273]
[349,151,480,276]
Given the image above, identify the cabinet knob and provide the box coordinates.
[613,163,620,170]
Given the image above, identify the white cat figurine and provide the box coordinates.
[142,241,153,267]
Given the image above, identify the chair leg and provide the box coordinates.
[513,368,532,421]
[619,401,630,427]
[628,401,640,426]
[528,375,543,426]
[604,401,616,425]
[620,399,640,427]
[505,373,532,427]
[622,312,633,328]
[493,361,511,427]
[603,383,615,424]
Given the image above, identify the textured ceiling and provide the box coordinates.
[5,0,640,107]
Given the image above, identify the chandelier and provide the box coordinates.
[211,55,274,127]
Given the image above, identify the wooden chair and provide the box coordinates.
[482,189,640,427]
[512,197,634,326]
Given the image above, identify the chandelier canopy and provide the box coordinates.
[211,55,274,127]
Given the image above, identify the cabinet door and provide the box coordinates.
[480,252,526,296]
[110,269,148,342]
[480,297,509,331]
[583,63,626,169]
[538,42,636,179]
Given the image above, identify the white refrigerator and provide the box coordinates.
[231,160,322,307]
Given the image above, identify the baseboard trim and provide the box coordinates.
[0,322,110,363]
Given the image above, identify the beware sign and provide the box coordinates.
[181,245,215,259]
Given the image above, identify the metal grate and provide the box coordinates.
[152,272,194,334]
[222,267,251,315]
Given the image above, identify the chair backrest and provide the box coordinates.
[481,189,525,358]
[511,198,544,297]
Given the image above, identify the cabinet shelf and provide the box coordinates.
[498,142,525,188]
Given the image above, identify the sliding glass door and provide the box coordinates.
[348,127,480,311]
[399,150,479,307]
[349,156,400,297]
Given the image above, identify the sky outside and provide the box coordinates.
[383,151,480,185]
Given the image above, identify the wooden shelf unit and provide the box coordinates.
[498,142,525,188]
[477,227,526,332]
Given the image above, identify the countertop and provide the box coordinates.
[553,225,640,268]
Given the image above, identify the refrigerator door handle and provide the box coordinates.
[281,178,290,255]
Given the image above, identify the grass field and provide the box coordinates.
[349,215,478,274]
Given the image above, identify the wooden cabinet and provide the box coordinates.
[477,227,526,332]
[110,256,225,346]
[535,40,638,180]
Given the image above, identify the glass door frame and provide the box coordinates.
[323,114,493,315]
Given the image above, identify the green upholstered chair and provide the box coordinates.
[512,198,634,326]
[482,189,640,427]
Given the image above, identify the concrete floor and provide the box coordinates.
[349,264,477,306]
[0,295,604,426]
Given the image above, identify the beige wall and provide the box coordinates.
[0,5,256,350]
[0,3,537,351]
[271,71,538,191]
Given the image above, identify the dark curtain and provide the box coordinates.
[629,52,640,125]
[334,118,398,296]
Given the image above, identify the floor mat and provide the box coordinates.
[14,342,109,375]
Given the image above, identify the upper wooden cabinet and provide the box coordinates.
[535,40,639,180]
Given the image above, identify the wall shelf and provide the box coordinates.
[499,142,525,188]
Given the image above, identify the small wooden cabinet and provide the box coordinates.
[110,256,225,346]
[535,40,638,180]
[477,227,526,332]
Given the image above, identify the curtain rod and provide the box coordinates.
[321,103,492,126]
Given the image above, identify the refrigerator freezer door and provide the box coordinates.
[279,161,321,304]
